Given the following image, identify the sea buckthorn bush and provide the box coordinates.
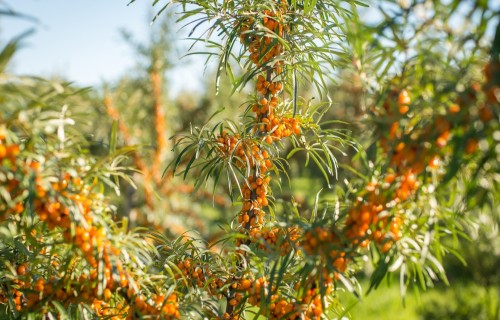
[0,72,189,318]
[1,0,499,319]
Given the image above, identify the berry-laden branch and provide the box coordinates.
[0,126,185,319]
[168,0,356,319]
[221,4,304,318]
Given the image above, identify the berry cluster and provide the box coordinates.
[344,177,410,253]
[226,275,329,320]
[216,132,273,173]
[0,135,25,219]
[175,258,226,296]
[302,227,348,274]
[216,1,325,318]
[238,4,288,69]
[232,0,303,247]
[0,135,20,163]
[237,175,271,236]
[0,126,182,319]
[352,62,498,255]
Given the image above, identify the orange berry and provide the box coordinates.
[436,131,449,148]
[479,105,493,122]
[0,144,6,158]
[242,214,250,223]
[135,295,146,310]
[81,242,92,252]
[6,144,20,157]
[104,288,112,301]
[389,122,399,139]
[449,104,460,113]
[465,138,478,154]
[381,241,393,253]
[241,279,252,290]
[428,155,440,169]
[256,177,263,186]
[16,264,27,276]
[397,89,410,114]
[262,197,269,207]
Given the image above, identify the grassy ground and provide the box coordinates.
[334,281,420,320]
[333,281,499,320]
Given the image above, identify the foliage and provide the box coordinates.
[91,15,239,237]
[0,0,499,319]
[418,283,499,320]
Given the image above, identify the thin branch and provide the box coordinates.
[104,95,155,210]
[151,68,168,186]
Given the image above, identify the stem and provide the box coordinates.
[103,95,154,211]
[151,68,168,186]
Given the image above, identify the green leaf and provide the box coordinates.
[51,301,69,319]
[109,120,118,153]
[0,29,34,73]
[367,257,390,295]
[304,0,317,15]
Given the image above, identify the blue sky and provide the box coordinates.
[0,0,205,96]
[2,1,499,97]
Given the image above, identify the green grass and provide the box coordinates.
[334,281,420,320]
[333,281,499,320]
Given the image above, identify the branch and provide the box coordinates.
[151,68,168,186]
[104,95,155,210]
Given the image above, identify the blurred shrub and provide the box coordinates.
[418,284,499,320]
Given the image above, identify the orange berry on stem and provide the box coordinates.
[16,264,27,275]
[465,138,478,154]
[104,288,112,301]
[428,155,440,169]
[0,144,6,158]
[397,89,411,114]
[449,104,460,113]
